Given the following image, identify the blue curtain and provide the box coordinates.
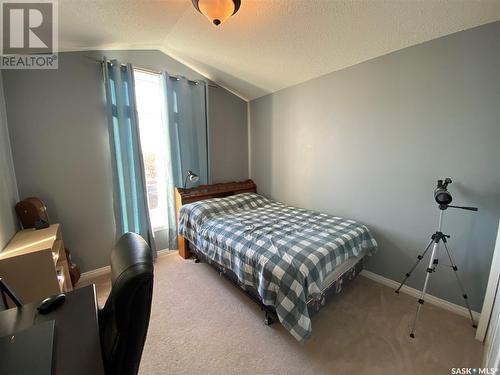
[156,75,209,250]
[103,59,156,254]
[163,75,209,188]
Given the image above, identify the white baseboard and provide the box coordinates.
[79,265,111,284]
[79,249,176,284]
[360,269,480,322]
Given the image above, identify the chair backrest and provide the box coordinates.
[99,232,154,375]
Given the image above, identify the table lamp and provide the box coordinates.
[183,170,199,189]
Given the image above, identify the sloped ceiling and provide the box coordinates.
[59,0,500,101]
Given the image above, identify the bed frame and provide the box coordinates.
[174,179,365,327]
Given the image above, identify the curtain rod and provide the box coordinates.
[85,56,217,88]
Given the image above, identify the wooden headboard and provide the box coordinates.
[175,179,257,259]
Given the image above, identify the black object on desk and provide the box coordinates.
[0,285,104,375]
[37,293,66,314]
[0,320,55,375]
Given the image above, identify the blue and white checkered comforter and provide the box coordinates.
[178,193,378,342]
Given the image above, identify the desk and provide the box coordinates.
[0,285,104,374]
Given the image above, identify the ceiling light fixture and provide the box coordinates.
[192,0,241,26]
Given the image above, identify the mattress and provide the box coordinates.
[178,192,378,342]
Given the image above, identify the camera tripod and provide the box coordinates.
[395,208,477,338]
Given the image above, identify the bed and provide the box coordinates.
[176,180,378,342]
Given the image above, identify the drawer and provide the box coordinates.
[56,265,65,290]
[56,260,73,292]
[52,239,64,265]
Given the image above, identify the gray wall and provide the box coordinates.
[249,22,500,311]
[209,86,248,182]
[0,72,19,249]
[2,50,248,272]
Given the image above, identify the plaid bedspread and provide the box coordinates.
[178,193,378,342]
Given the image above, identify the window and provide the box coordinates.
[134,69,168,230]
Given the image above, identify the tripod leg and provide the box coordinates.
[442,241,477,328]
[409,240,439,338]
[395,238,434,294]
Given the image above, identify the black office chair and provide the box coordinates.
[98,232,154,375]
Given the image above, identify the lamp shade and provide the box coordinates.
[184,170,199,189]
[192,0,241,26]
[188,170,199,183]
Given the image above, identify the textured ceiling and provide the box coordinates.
[59,0,500,101]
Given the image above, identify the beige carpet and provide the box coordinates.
[82,253,483,375]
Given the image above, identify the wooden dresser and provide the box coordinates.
[0,224,73,306]
[175,179,257,259]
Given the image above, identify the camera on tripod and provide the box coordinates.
[396,177,478,338]
[433,178,478,212]
[434,178,453,208]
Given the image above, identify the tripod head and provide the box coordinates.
[434,178,478,211]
